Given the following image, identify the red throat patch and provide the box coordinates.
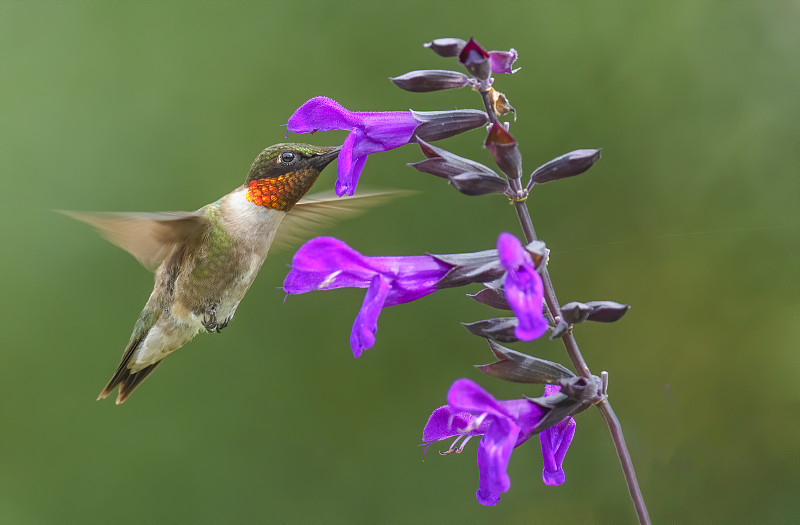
[245,176,296,211]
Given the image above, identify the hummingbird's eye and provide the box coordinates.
[279,151,296,164]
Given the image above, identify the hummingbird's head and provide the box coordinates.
[245,143,340,211]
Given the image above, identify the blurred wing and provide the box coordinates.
[61,210,208,271]
[274,189,412,251]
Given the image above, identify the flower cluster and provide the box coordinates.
[280,36,639,513]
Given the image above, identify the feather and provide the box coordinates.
[60,210,207,271]
[274,189,413,250]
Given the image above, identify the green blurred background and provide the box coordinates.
[1,1,797,523]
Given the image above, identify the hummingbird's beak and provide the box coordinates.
[311,146,341,170]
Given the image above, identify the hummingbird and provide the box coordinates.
[66,143,347,404]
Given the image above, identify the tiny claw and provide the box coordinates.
[202,305,220,333]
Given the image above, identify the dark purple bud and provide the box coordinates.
[449,172,509,196]
[424,38,467,57]
[458,38,491,80]
[585,300,630,322]
[484,123,523,179]
[411,109,489,143]
[560,300,630,324]
[408,138,499,179]
[461,317,519,343]
[560,301,593,324]
[475,340,575,384]
[390,70,470,92]
[431,249,505,289]
[468,284,511,310]
[530,149,602,184]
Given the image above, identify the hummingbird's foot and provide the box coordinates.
[202,306,220,333]
[217,317,231,332]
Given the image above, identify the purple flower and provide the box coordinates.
[496,233,548,341]
[287,97,487,197]
[284,234,549,354]
[287,97,419,197]
[422,379,576,505]
[282,237,451,357]
[457,38,519,77]
[489,49,519,74]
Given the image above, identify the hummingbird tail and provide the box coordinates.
[98,361,162,405]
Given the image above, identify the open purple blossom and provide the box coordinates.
[282,237,451,357]
[421,379,576,505]
[287,97,419,197]
[497,233,548,340]
[287,97,487,197]
[283,234,549,354]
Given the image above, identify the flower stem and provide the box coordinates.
[513,192,650,525]
[476,69,649,522]
[597,400,651,525]
[483,87,650,523]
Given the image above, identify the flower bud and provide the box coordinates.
[411,109,489,143]
[407,138,508,196]
[431,250,505,289]
[468,285,511,310]
[458,38,491,80]
[475,340,575,384]
[461,317,519,343]
[585,300,630,322]
[560,301,593,324]
[449,172,509,196]
[484,123,523,179]
[424,38,467,57]
[530,149,602,184]
[560,300,630,324]
[390,70,470,92]
[408,138,499,180]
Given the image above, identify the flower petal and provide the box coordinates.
[335,128,364,197]
[539,384,576,486]
[496,398,546,446]
[540,417,576,485]
[475,416,519,505]
[287,96,356,133]
[505,268,548,340]
[283,237,378,293]
[497,233,548,341]
[357,111,419,151]
[489,49,518,74]
[422,406,480,442]
[447,379,510,420]
[350,275,391,357]
[497,232,528,268]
